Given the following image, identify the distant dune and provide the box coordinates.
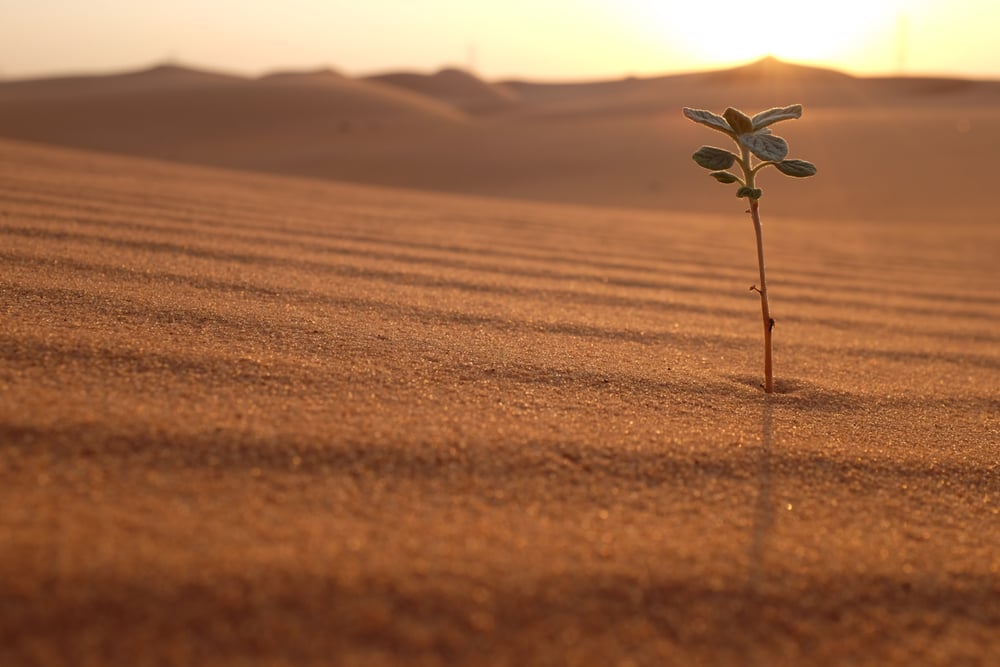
[0,63,245,101]
[1,56,998,222]
[258,66,345,83]
[0,63,464,148]
[366,67,519,113]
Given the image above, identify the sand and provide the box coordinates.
[1,135,997,666]
[1,56,999,665]
[3,58,1000,222]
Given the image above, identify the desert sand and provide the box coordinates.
[1,58,999,666]
[3,57,1000,221]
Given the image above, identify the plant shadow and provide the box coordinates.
[725,374,863,411]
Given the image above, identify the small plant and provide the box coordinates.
[682,105,816,393]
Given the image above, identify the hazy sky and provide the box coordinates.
[2,0,998,81]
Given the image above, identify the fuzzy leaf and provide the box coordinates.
[751,104,803,130]
[775,159,817,177]
[723,107,753,135]
[736,186,763,199]
[710,171,739,184]
[692,146,738,170]
[741,132,789,162]
[682,108,733,135]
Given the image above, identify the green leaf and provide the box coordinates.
[751,104,803,131]
[736,186,763,199]
[692,146,738,170]
[710,171,739,184]
[775,159,817,177]
[723,107,753,135]
[682,108,734,135]
[741,132,789,162]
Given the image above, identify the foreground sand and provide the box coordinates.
[1,139,998,666]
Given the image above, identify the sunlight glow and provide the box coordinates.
[626,0,913,70]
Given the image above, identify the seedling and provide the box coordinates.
[682,105,816,393]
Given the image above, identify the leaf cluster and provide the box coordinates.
[683,105,816,199]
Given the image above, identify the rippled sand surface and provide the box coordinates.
[1,140,998,666]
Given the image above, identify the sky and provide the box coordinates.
[2,0,999,82]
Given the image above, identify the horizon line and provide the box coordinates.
[4,55,1000,86]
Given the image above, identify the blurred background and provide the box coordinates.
[1,0,997,225]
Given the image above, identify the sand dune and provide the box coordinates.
[366,67,520,113]
[1,138,998,665]
[0,62,465,163]
[501,56,862,114]
[0,63,244,101]
[502,56,1000,114]
[259,66,346,83]
[1,57,998,222]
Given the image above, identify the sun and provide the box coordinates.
[625,0,908,69]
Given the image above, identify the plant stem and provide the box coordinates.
[748,198,774,393]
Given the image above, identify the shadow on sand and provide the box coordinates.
[747,396,775,590]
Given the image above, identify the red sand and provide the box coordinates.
[3,59,1000,222]
[1,137,997,666]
